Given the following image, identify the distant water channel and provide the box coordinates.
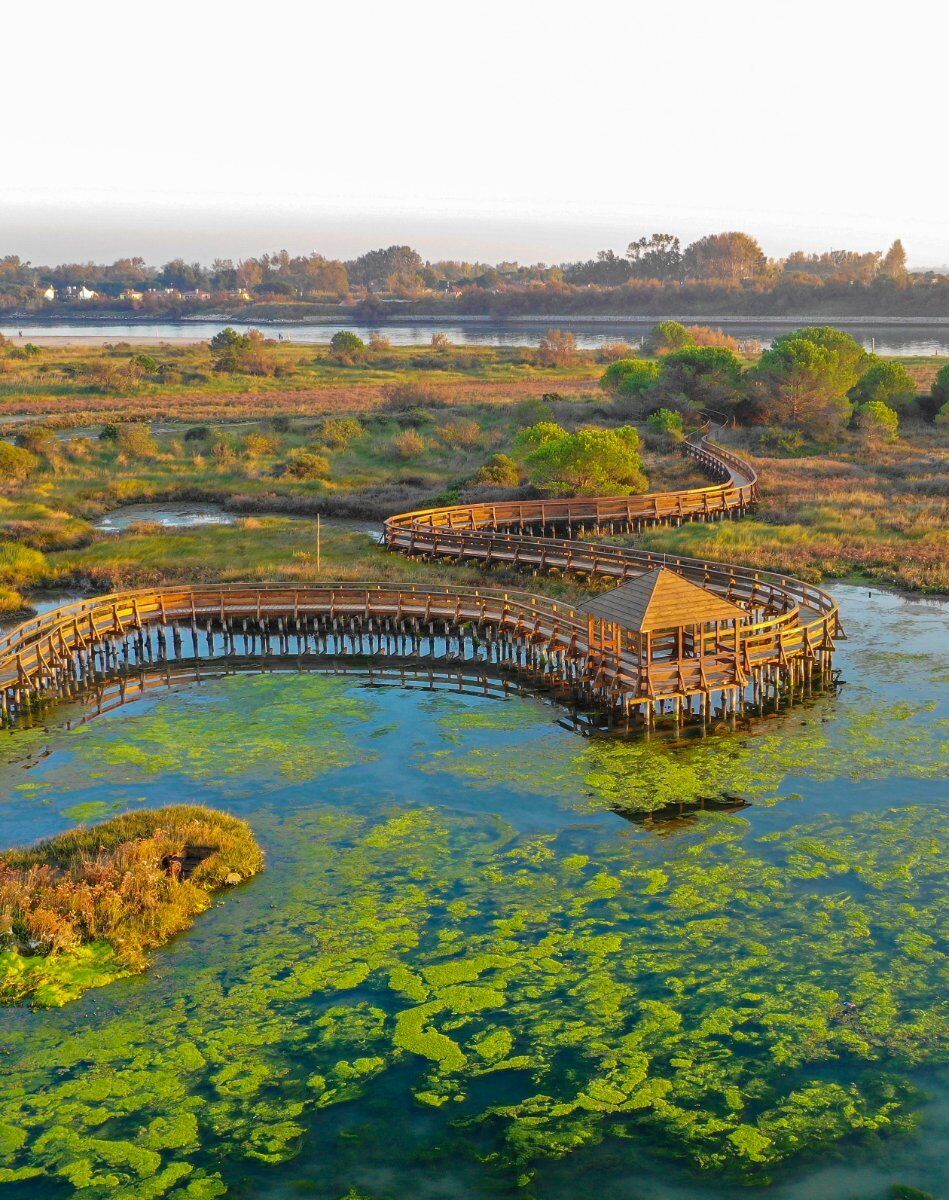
[3,319,948,355]
[0,584,946,1200]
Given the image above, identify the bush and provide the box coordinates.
[600,358,661,395]
[596,341,636,363]
[392,429,427,459]
[475,453,522,487]
[320,417,364,449]
[99,423,119,442]
[210,436,238,466]
[644,321,694,354]
[687,325,741,351]
[0,442,40,483]
[855,401,899,442]
[931,363,949,405]
[514,421,647,495]
[663,345,743,386]
[431,332,451,349]
[329,330,366,363]
[116,423,157,459]
[441,419,482,449]
[210,327,275,375]
[243,432,280,457]
[286,448,331,479]
[646,409,686,440]
[184,425,211,442]
[851,359,917,410]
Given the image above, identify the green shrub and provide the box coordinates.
[851,359,917,410]
[320,417,364,449]
[932,363,949,405]
[475,453,522,487]
[646,409,686,439]
[600,358,661,395]
[116,423,157,459]
[645,320,694,354]
[286,448,331,479]
[0,442,39,482]
[855,400,899,441]
[329,331,366,363]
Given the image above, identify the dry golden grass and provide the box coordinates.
[0,806,263,975]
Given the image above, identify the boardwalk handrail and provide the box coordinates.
[0,428,840,728]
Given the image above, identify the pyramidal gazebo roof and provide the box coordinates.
[581,567,744,633]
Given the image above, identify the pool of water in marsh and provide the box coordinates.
[91,502,381,539]
[0,585,945,1200]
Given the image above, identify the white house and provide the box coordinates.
[77,285,98,301]
[41,285,55,301]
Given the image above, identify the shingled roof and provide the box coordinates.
[581,567,745,633]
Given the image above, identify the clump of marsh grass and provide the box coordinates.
[0,805,263,1002]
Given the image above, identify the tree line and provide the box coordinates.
[1,232,946,317]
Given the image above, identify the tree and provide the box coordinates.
[880,239,908,283]
[626,234,682,281]
[771,326,867,393]
[158,258,207,290]
[600,358,661,395]
[210,326,250,371]
[752,337,853,433]
[682,232,767,281]
[850,359,917,410]
[536,329,577,367]
[346,246,424,292]
[652,345,744,414]
[514,422,647,496]
[855,401,899,442]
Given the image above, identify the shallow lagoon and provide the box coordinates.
[0,584,945,1200]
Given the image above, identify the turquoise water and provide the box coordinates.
[0,584,945,1199]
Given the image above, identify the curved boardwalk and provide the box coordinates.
[0,431,841,731]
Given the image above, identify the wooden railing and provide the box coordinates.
[0,429,840,725]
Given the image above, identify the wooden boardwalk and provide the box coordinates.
[0,430,841,730]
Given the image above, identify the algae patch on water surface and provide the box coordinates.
[0,805,263,1007]
[0,798,945,1196]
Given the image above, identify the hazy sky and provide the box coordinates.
[4,0,947,267]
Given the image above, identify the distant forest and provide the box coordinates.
[2,232,947,320]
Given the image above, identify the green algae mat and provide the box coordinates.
[0,585,946,1200]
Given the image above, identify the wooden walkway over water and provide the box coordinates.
[0,430,841,731]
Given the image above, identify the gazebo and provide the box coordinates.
[581,566,746,698]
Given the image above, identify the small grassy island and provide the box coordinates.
[0,805,263,1007]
